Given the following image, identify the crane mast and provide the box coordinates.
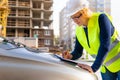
[0,0,9,37]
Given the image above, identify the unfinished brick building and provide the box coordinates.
[7,0,54,48]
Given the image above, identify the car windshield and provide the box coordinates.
[0,37,18,49]
[0,36,43,53]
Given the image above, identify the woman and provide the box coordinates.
[62,0,120,80]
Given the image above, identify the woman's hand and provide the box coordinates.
[62,51,73,59]
[77,63,93,73]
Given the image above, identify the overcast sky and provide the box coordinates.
[111,0,120,35]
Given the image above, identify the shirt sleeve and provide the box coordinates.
[71,37,83,60]
[91,13,114,72]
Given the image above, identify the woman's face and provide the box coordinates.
[71,8,89,26]
[72,14,84,26]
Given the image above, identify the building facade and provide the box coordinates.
[7,0,54,48]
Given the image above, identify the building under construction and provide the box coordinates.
[7,0,54,48]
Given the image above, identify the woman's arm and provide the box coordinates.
[91,13,114,72]
[71,37,83,60]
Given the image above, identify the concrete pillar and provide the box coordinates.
[41,21,44,27]
[16,0,18,6]
[41,2,44,10]
[36,38,38,48]
[41,1,44,19]
[30,0,32,17]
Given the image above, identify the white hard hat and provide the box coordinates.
[67,0,89,17]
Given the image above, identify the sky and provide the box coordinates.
[53,0,69,36]
[111,1,120,35]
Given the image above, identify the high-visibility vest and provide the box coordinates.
[76,13,120,73]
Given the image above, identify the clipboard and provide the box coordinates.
[54,54,79,65]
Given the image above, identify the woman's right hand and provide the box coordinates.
[62,51,73,59]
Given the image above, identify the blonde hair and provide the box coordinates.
[82,8,93,18]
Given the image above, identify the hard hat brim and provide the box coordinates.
[67,7,82,18]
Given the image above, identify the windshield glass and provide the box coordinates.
[0,41,17,49]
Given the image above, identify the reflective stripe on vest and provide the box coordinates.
[105,52,120,66]
[109,39,119,50]
[104,39,120,66]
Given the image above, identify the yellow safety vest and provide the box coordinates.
[76,13,120,73]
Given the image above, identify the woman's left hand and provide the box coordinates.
[77,63,94,73]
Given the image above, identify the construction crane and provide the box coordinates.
[0,0,9,37]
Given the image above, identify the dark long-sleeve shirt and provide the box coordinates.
[71,13,114,72]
